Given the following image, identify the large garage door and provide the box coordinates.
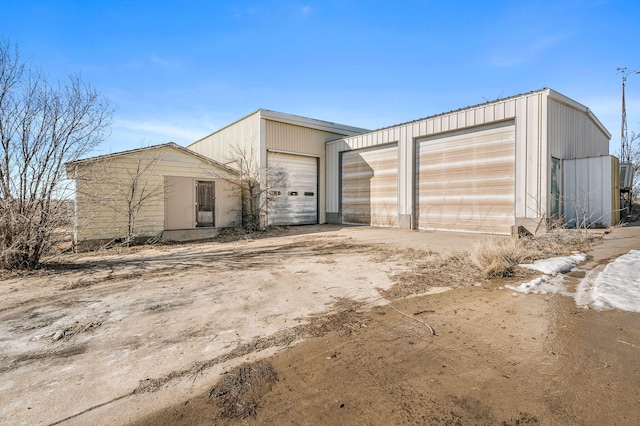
[267,152,318,225]
[341,144,398,227]
[416,122,515,234]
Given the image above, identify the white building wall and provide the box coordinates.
[326,89,611,232]
[563,156,616,227]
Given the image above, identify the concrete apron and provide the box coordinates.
[582,222,640,269]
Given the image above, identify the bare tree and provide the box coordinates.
[628,131,640,204]
[213,144,286,231]
[0,39,113,269]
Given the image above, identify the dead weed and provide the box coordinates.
[208,360,277,419]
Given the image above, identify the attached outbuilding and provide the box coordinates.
[66,143,241,249]
[326,88,618,235]
[187,109,367,226]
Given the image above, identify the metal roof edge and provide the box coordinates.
[65,142,238,175]
[187,110,261,148]
[344,88,551,137]
[545,89,612,139]
[257,109,368,135]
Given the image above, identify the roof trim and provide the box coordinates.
[188,109,368,148]
[329,88,611,141]
[546,88,611,139]
[65,142,239,175]
[258,109,368,135]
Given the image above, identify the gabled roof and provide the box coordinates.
[344,88,611,140]
[257,109,368,135]
[190,109,368,147]
[65,142,239,176]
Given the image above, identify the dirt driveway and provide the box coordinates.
[1,225,639,425]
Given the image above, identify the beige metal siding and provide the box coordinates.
[416,123,516,234]
[265,120,344,155]
[73,146,240,242]
[547,98,610,159]
[341,144,398,227]
[267,153,318,225]
[187,112,260,168]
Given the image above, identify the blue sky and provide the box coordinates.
[2,0,639,155]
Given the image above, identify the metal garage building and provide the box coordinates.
[326,88,617,235]
[187,109,366,226]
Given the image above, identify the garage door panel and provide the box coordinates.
[416,124,515,235]
[341,145,398,227]
[268,153,318,226]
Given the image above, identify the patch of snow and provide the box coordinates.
[506,253,587,296]
[505,275,568,295]
[519,253,588,275]
[576,250,640,312]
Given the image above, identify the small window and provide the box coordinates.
[304,192,314,196]
[269,190,281,196]
[288,191,298,196]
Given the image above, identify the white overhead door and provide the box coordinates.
[267,152,318,226]
[416,122,515,234]
[341,144,398,227]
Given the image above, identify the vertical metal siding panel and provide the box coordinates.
[563,159,577,225]
[427,119,434,135]
[419,120,427,135]
[449,114,457,131]
[485,105,494,122]
[400,126,413,215]
[326,141,341,213]
[528,94,543,218]
[495,102,505,120]
[475,108,484,125]
[505,100,516,117]
[458,112,466,128]
[515,97,529,218]
[441,116,449,132]
[466,110,475,127]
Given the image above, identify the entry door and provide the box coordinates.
[550,157,562,219]
[196,181,215,227]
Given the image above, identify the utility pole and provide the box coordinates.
[617,67,640,164]
[617,67,640,216]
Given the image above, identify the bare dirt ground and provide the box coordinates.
[2,225,640,425]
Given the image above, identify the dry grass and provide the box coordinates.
[383,251,480,299]
[470,237,537,278]
[208,360,277,419]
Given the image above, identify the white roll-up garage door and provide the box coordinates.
[415,122,515,234]
[267,152,318,226]
[341,144,398,227]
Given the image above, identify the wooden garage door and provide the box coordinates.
[341,144,398,227]
[267,152,318,226]
[415,122,515,234]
